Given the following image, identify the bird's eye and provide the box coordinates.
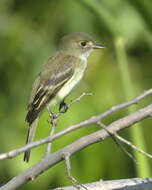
[81,41,87,47]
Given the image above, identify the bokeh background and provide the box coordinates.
[0,0,152,189]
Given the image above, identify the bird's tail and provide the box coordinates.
[24,117,39,162]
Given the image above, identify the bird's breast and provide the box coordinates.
[50,59,87,106]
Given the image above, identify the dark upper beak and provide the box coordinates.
[93,42,105,49]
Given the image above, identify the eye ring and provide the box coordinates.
[80,41,87,47]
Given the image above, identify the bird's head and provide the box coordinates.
[59,32,105,59]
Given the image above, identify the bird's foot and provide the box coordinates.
[59,101,68,113]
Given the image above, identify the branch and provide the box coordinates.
[0,89,152,160]
[1,104,152,189]
[97,121,137,163]
[53,177,152,190]
[64,153,87,190]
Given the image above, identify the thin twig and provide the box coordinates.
[97,122,152,161]
[64,153,87,190]
[45,124,56,156]
[97,121,137,163]
[69,92,93,106]
[95,88,152,121]
[55,92,93,118]
[45,106,58,156]
[115,134,152,159]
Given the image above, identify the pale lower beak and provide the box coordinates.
[93,43,105,49]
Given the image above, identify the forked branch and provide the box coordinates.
[0,89,152,190]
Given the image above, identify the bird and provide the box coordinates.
[24,32,105,162]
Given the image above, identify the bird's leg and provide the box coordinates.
[59,100,68,113]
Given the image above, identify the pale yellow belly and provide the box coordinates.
[49,62,87,107]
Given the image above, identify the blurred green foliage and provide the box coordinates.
[0,0,152,189]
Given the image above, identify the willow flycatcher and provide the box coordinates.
[24,32,105,162]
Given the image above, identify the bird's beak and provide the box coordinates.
[93,42,105,49]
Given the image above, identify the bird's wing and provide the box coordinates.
[26,53,75,124]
